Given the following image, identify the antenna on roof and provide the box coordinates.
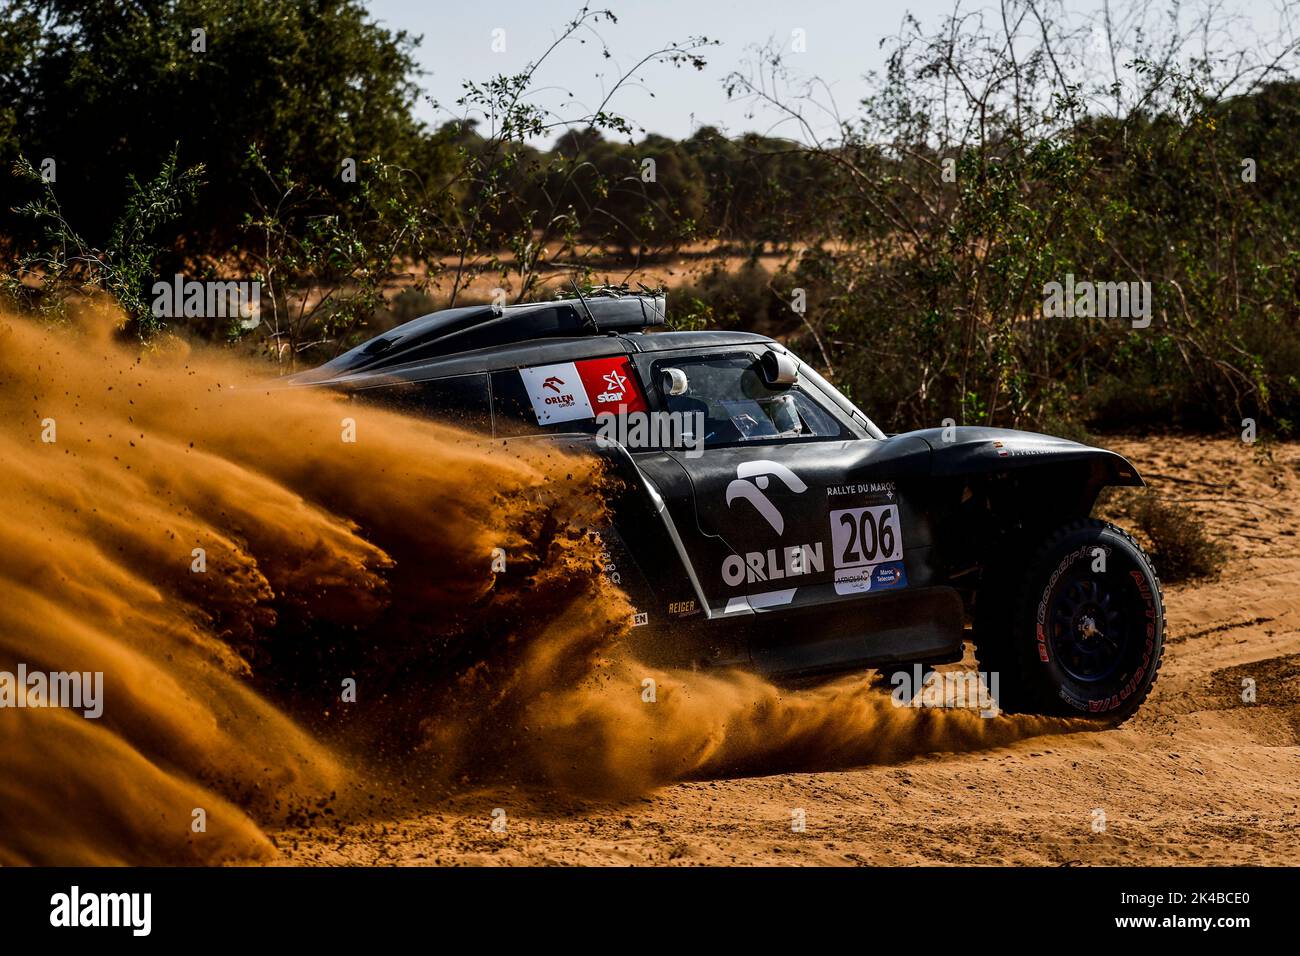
[569,277,599,333]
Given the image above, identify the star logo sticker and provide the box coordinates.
[602,369,627,394]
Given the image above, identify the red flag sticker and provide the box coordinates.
[575,356,647,414]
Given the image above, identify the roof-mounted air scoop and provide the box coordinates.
[313,289,667,376]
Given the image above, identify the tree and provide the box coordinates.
[2,0,433,252]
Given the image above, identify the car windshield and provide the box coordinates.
[655,353,848,447]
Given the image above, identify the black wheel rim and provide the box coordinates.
[1047,572,1133,683]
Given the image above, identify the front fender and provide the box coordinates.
[900,426,1144,488]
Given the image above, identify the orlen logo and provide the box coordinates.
[541,376,576,406]
[724,460,807,534]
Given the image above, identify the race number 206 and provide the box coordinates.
[829,505,902,569]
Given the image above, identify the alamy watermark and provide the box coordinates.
[890,664,999,718]
[50,886,150,936]
[0,664,103,718]
[1043,273,1151,328]
[595,410,705,458]
[151,274,261,328]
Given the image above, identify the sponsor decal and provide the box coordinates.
[719,462,823,601]
[724,460,807,534]
[721,543,824,586]
[519,356,646,425]
[519,362,592,424]
[832,560,908,595]
[826,481,897,498]
[718,468,910,598]
[834,567,871,594]
[873,563,904,586]
[575,356,648,413]
[828,492,907,595]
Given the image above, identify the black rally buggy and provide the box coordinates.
[296,290,1164,723]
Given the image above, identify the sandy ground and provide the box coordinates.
[275,436,1300,866]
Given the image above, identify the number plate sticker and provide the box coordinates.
[829,504,908,595]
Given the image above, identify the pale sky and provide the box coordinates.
[367,0,1297,146]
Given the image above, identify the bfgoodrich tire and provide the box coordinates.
[975,519,1165,723]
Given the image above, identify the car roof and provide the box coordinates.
[294,329,776,389]
[287,291,784,389]
[625,330,774,353]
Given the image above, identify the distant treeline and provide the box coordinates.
[4,0,1300,437]
[0,1,817,258]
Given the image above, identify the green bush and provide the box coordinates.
[1126,491,1224,584]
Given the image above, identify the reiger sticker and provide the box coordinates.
[520,357,646,425]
